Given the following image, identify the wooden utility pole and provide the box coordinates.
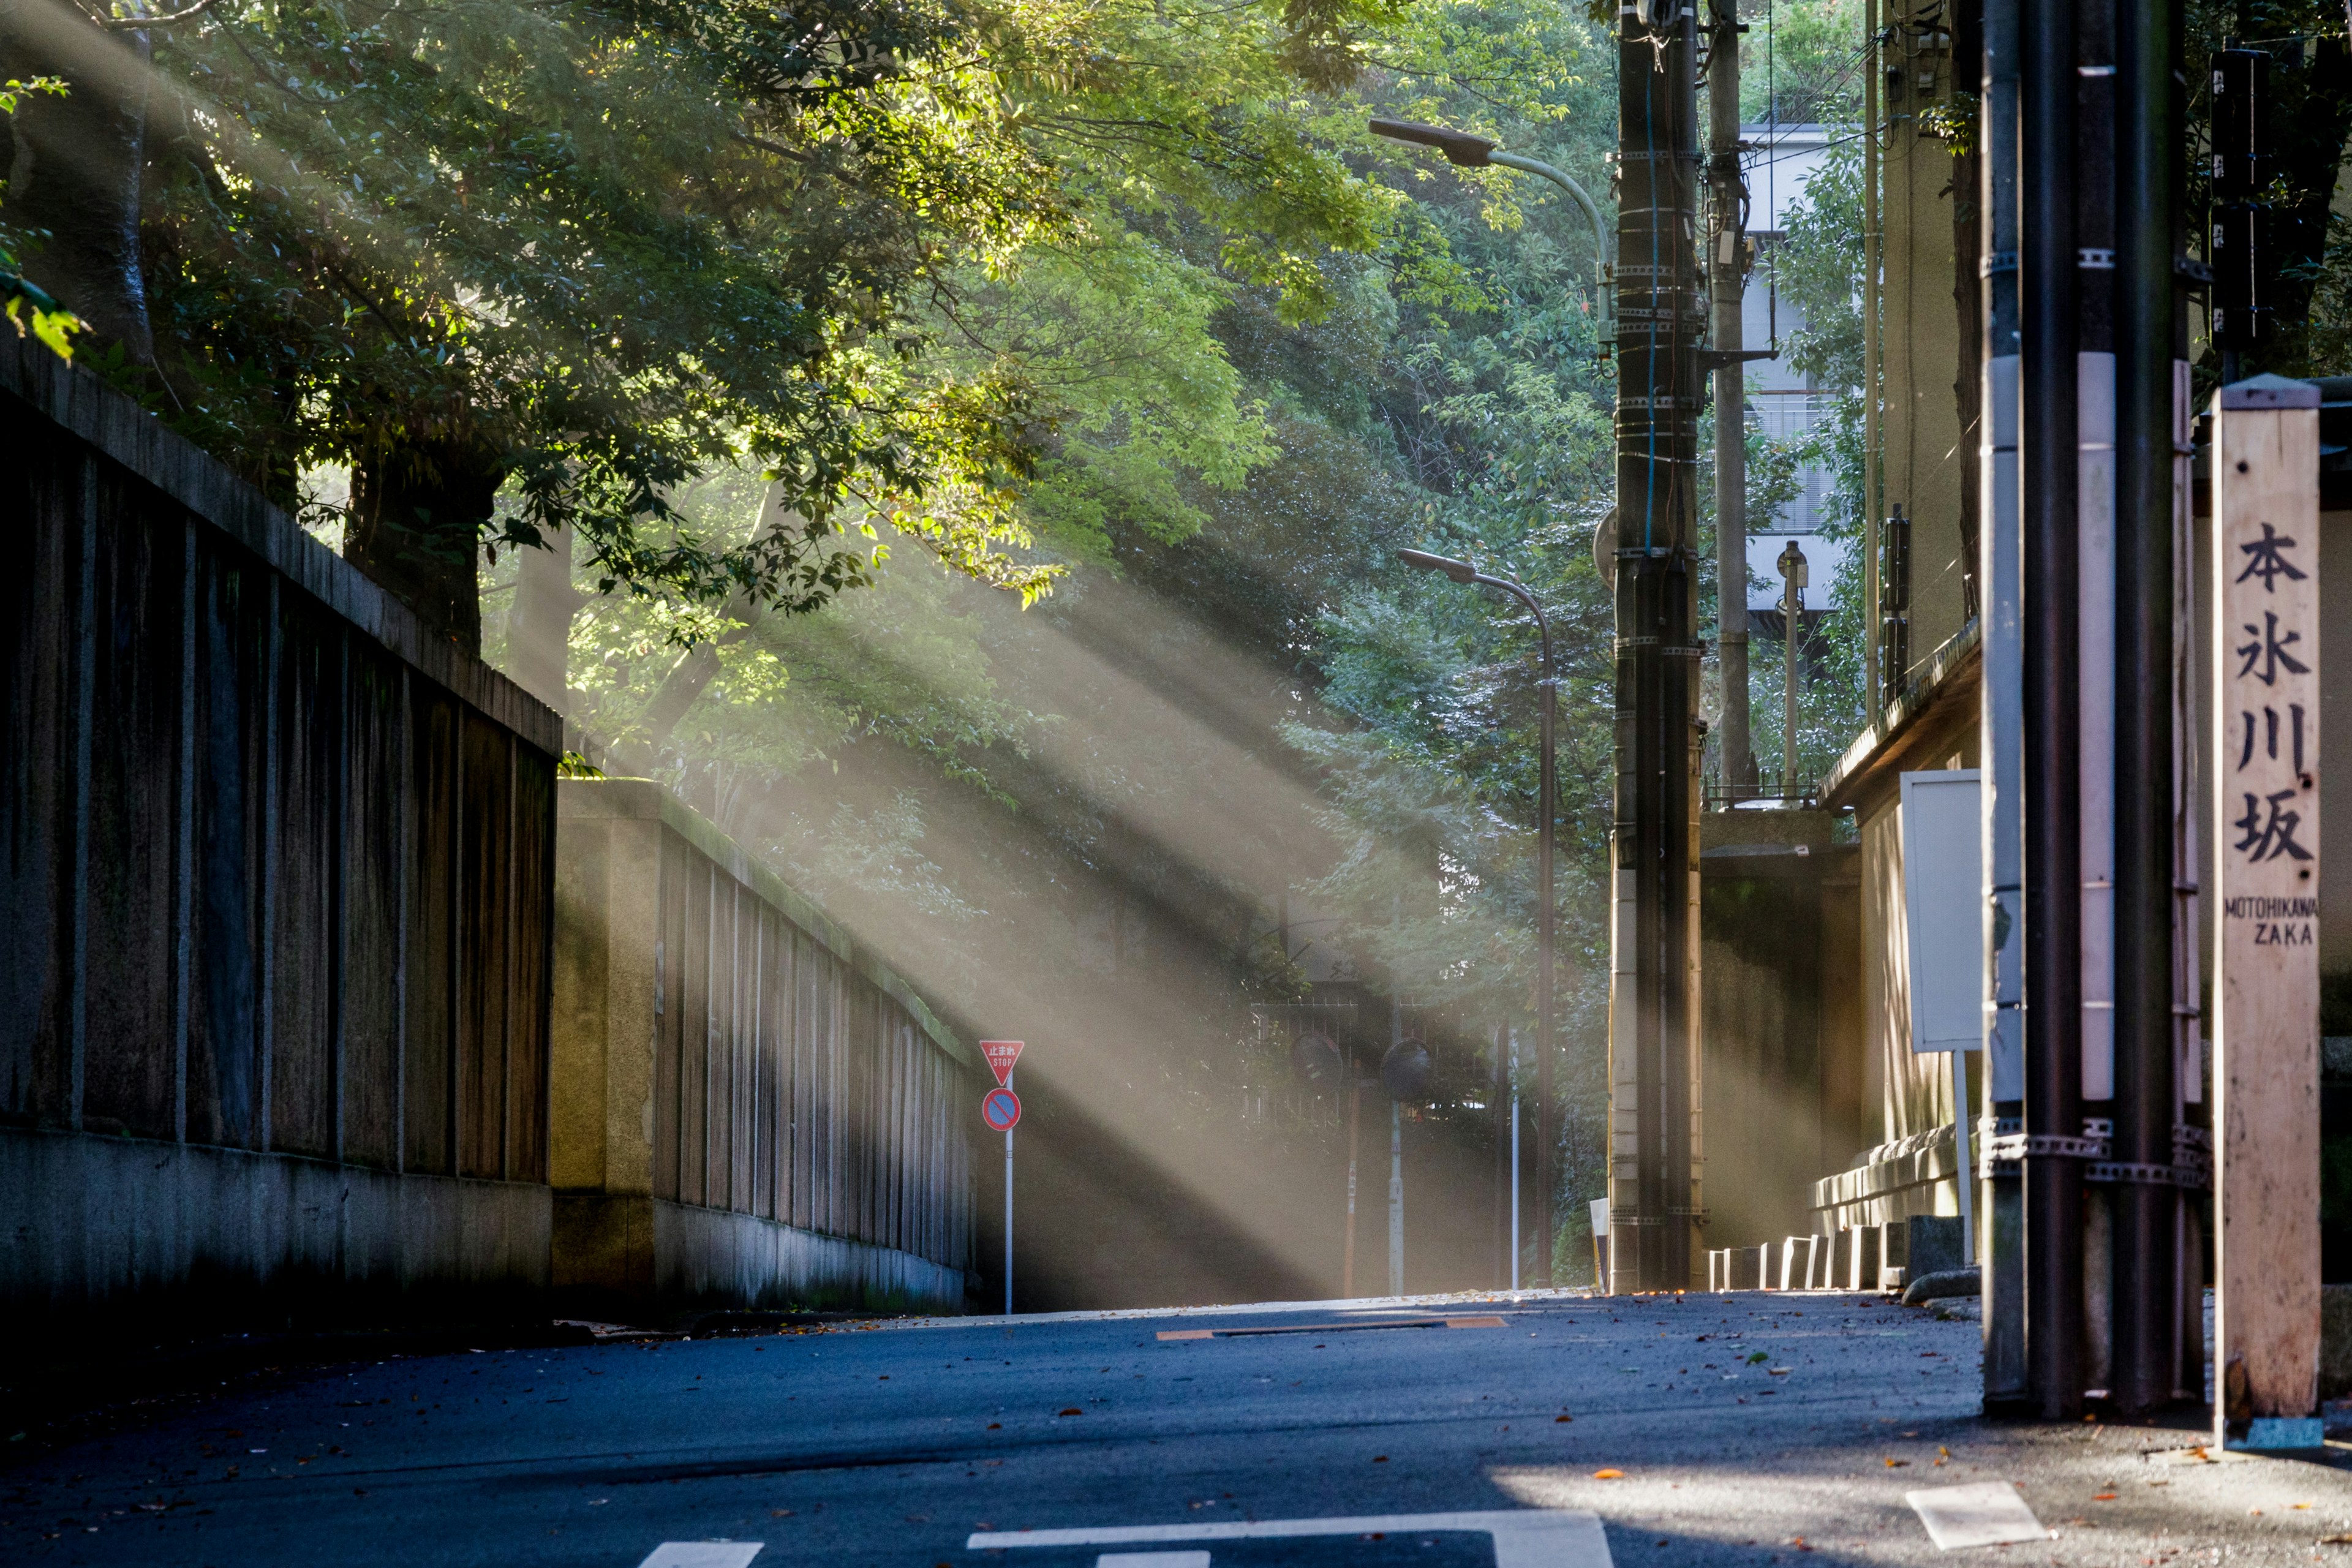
[1609,0,1703,1292]
[2210,374,2322,1447]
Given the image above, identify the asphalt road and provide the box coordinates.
[6,1289,2348,1568]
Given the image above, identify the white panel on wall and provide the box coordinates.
[1901,769,1986,1054]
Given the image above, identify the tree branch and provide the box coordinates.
[100,0,218,28]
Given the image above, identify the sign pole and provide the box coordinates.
[1003,1068,1014,1317]
[979,1041,1025,1318]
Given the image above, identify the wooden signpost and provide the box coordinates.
[2211,375,2322,1448]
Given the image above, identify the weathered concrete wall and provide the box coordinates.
[552,781,975,1316]
[0,336,561,1329]
[1698,809,1866,1251]
[1,1126,549,1321]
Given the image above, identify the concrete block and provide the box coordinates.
[1904,1215,1965,1278]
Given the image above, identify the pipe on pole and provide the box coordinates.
[1709,0,1752,801]
[1613,0,1702,1292]
[2111,0,2179,1419]
[2020,0,2085,1421]
[1977,0,2032,1414]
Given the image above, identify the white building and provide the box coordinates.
[1736,122,1848,624]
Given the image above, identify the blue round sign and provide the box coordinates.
[982,1087,1022,1131]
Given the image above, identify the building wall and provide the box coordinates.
[552,780,976,1314]
[0,337,562,1327]
[1876,1,1976,682]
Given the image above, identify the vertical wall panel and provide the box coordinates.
[404,687,458,1175]
[80,472,183,1139]
[457,715,511,1179]
[189,551,269,1150]
[653,831,686,1202]
[0,442,72,1122]
[266,600,341,1158]
[790,929,814,1230]
[509,745,554,1184]
[342,650,404,1169]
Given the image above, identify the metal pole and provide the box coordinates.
[1003,1072,1014,1316]
[1510,1026,1522,1291]
[2021,0,2084,1420]
[1487,152,1613,325]
[1389,1101,1405,1296]
[2112,0,2180,1417]
[1342,1080,1361,1296]
[1782,554,1800,796]
[1389,981,1404,1297]
[1709,0,1752,800]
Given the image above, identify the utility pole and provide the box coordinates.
[2020,0,2084,1422]
[1708,0,1752,801]
[2111,0,2182,1417]
[1610,0,1703,1293]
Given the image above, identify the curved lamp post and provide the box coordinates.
[1395,548,1558,1285]
[1369,118,1612,325]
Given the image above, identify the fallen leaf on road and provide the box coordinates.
[2317,1534,2352,1545]
[1594,1469,1625,1480]
[1373,1455,1389,1463]
[771,1510,794,1517]
[1769,1368,1792,1376]
[987,1422,1001,1429]
[1556,1415,1574,1423]
[1885,1459,1910,1468]
[2094,1493,2117,1501]
[1057,1408,1082,1416]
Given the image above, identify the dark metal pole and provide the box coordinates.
[1617,0,1703,1295]
[2021,0,2085,1422]
[2111,0,2179,1417]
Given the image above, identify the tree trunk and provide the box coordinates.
[1,0,154,363]
[346,438,505,656]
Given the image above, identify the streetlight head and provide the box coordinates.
[1396,547,1480,584]
[1368,117,1496,168]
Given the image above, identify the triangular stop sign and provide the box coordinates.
[981,1040,1025,1087]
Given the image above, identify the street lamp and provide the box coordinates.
[1368,118,1612,324]
[1395,547,1558,1286]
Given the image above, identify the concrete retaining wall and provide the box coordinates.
[0,1126,549,1322]
[552,780,976,1316]
[0,337,562,1331]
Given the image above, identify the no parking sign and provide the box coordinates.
[982,1087,1022,1131]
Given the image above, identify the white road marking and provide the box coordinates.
[1905,1482,2048,1549]
[1097,1555,1210,1568]
[635,1543,764,1568]
[970,1509,1611,1568]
